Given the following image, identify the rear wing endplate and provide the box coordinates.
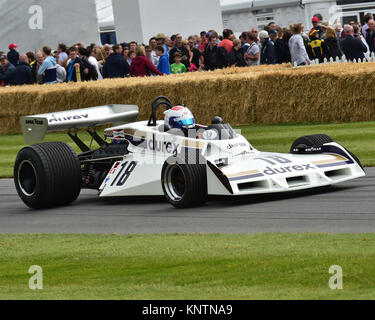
[21,104,139,144]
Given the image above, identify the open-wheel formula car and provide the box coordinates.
[14,96,365,209]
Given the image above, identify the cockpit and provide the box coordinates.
[149,96,237,141]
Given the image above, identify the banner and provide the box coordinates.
[0,0,100,53]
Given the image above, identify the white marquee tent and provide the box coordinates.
[96,0,238,29]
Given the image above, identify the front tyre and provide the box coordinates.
[290,134,334,154]
[161,156,207,209]
[14,142,82,209]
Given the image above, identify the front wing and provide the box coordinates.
[207,143,365,196]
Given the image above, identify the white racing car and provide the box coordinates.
[15,96,365,209]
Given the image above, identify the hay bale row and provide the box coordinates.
[0,62,375,135]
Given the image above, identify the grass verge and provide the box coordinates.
[0,121,374,178]
[1,233,375,300]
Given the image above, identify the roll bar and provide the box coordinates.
[147,96,174,127]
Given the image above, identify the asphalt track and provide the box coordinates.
[0,168,374,234]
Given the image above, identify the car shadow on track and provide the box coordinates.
[8,184,360,215]
[208,185,358,208]
[94,184,358,209]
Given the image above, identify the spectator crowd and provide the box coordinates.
[1,12,375,86]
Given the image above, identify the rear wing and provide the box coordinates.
[21,104,139,144]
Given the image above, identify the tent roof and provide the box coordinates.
[252,0,300,10]
[96,0,303,28]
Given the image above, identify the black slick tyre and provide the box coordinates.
[14,142,82,209]
[161,155,207,209]
[290,134,334,154]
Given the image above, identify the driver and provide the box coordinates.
[164,106,196,132]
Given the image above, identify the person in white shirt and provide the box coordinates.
[149,37,160,68]
[244,32,260,66]
[88,47,103,80]
[53,54,66,83]
[57,43,68,65]
[289,23,310,66]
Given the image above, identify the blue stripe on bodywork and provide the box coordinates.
[229,173,265,182]
[316,161,351,168]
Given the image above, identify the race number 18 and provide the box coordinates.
[111,161,138,187]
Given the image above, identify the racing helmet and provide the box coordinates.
[164,106,195,129]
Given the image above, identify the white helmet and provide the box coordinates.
[164,106,195,129]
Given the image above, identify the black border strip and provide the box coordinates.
[207,161,234,195]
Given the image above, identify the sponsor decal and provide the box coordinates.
[25,118,44,125]
[49,114,89,123]
[131,133,180,156]
[263,164,314,175]
[227,164,315,181]
[202,129,218,140]
[105,131,114,138]
[292,146,322,153]
[109,130,127,141]
[125,129,205,153]
[227,142,248,150]
[109,162,120,175]
[113,130,125,138]
[103,162,121,189]
[144,138,179,156]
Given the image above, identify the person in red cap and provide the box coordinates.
[7,43,19,66]
[310,16,323,37]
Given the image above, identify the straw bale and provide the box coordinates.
[0,62,374,134]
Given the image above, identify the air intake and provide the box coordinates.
[286,176,309,188]
[324,168,351,181]
[238,180,268,191]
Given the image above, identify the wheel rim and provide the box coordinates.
[164,165,186,201]
[17,160,37,197]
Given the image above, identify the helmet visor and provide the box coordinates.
[178,118,194,127]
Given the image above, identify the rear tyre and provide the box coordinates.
[290,134,333,153]
[14,142,82,209]
[161,155,207,209]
